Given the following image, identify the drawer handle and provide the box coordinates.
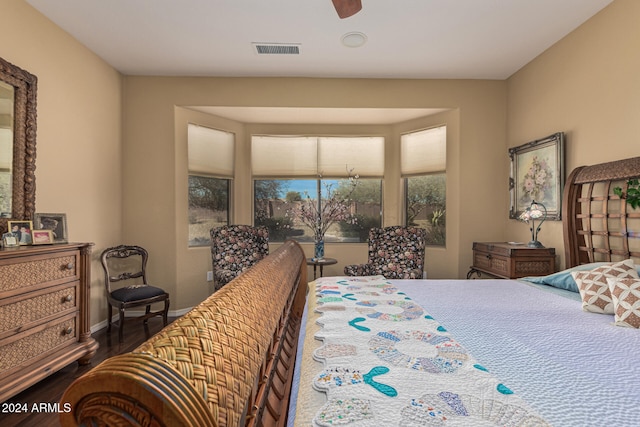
[485,254,493,260]
[64,295,73,303]
[65,263,75,270]
[63,327,73,335]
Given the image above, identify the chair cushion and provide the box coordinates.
[111,285,167,302]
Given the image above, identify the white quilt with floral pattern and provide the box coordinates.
[308,275,549,426]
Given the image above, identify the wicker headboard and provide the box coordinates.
[60,240,307,427]
[562,156,640,268]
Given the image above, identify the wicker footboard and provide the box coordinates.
[60,240,307,427]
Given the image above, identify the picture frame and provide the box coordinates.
[2,233,18,247]
[32,229,54,245]
[7,220,34,245]
[509,132,565,220]
[33,213,68,243]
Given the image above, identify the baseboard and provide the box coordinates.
[90,307,193,334]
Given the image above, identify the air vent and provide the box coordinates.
[253,43,301,55]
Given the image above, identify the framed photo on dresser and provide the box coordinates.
[33,213,68,243]
[7,220,34,245]
[2,233,18,247]
[32,229,54,245]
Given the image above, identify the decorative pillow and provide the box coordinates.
[607,277,640,328]
[521,262,640,293]
[571,259,639,314]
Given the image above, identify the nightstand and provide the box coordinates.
[306,257,338,280]
[468,242,555,279]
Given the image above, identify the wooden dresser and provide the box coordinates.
[468,242,556,279]
[0,243,97,402]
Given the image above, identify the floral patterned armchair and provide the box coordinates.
[210,225,269,291]
[344,226,427,279]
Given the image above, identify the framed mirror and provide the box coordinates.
[0,56,37,234]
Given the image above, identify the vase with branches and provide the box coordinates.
[291,170,359,259]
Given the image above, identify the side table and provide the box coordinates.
[468,242,555,279]
[306,257,338,280]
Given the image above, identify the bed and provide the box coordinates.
[61,156,640,426]
[289,156,640,426]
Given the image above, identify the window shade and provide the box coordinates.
[401,126,446,176]
[318,137,384,177]
[252,136,318,177]
[252,135,384,178]
[188,124,234,177]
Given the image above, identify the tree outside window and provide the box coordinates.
[254,178,381,243]
[402,126,447,247]
[187,124,234,247]
[188,175,229,246]
[406,174,446,246]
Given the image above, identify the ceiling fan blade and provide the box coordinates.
[332,0,362,19]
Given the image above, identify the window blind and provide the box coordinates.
[251,136,318,177]
[188,124,234,177]
[252,135,384,178]
[401,125,446,176]
[317,136,384,177]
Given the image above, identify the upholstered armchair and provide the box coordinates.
[210,225,269,290]
[344,225,427,279]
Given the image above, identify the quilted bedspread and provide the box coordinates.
[392,279,640,427]
[305,276,550,426]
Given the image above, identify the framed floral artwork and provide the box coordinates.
[509,132,565,220]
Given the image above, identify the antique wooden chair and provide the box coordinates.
[101,245,170,342]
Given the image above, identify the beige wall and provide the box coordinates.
[506,0,640,269]
[5,0,638,324]
[123,77,507,311]
[1,1,123,326]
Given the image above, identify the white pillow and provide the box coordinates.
[607,277,640,328]
[571,259,639,314]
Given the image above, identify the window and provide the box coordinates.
[187,124,234,247]
[401,126,447,246]
[252,136,384,243]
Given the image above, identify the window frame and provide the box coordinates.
[401,125,447,247]
[187,123,235,247]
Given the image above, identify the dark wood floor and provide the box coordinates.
[0,317,177,427]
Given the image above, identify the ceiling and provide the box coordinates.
[26,0,613,124]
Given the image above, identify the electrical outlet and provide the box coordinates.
[207,271,213,282]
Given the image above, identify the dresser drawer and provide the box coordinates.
[0,315,77,375]
[0,252,78,295]
[0,284,77,336]
[0,243,96,404]
[473,251,510,276]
